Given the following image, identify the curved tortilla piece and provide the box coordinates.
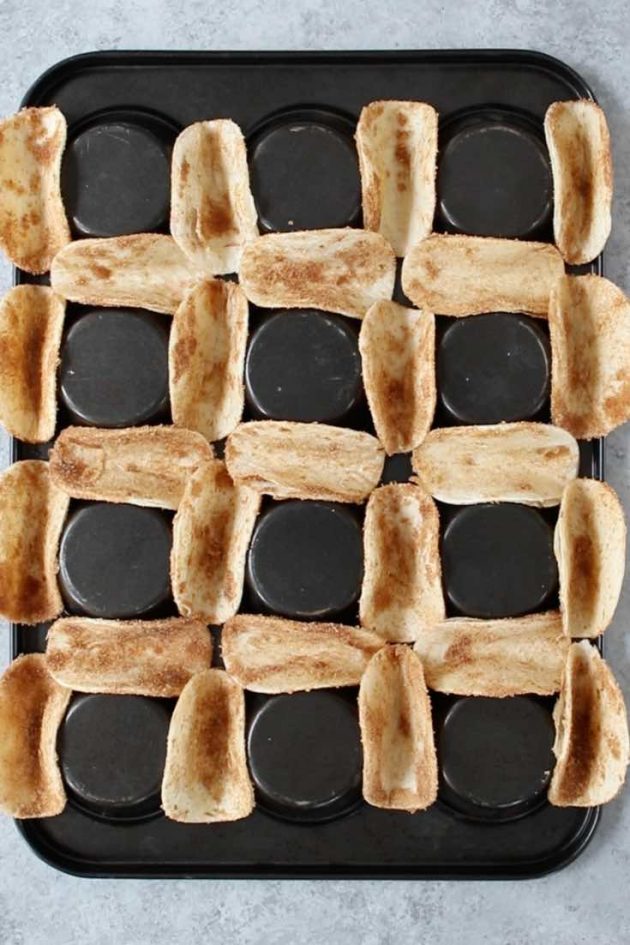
[225,420,384,503]
[414,612,568,697]
[171,460,260,623]
[545,100,612,265]
[169,279,248,442]
[0,106,70,274]
[47,617,212,697]
[0,654,71,818]
[359,300,435,455]
[50,234,200,315]
[549,275,630,439]
[356,100,438,257]
[555,479,626,638]
[412,422,579,507]
[170,119,258,275]
[239,228,396,319]
[0,285,65,443]
[360,484,444,642]
[49,425,214,509]
[222,614,384,693]
[359,645,437,812]
[0,460,69,624]
[162,669,254,823]
[549,641,629,806]
[401,234,564,316]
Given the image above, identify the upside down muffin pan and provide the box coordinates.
[5,50,613,879]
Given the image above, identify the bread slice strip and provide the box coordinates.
[412,422,579,507]
[226,420,384,503]
[47,617,212,697]
[171,460,260,623]
[239,228,396,319]
[169,279,248,442]
[549,641,629,806]
[545,100,612,265]
[555,479,626,638]
[359,645,437,811]
[356,100,438,258]
[49,425,214,510]
[549,275,630,439]
[162,669,254,823]
[171,119,258,276]
[0,285,65,443]
[360,484,444,642]
[0,654,71,818]
[222,613,384,693]
[401,234,564,316]
[51,233,200,315]
[0,106,70,273]
[0,460,69,624]
[359,300,435,455]
[414,612,568,697]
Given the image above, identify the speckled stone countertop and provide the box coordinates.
[1,2,629,943]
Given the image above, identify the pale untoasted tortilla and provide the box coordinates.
[49,425,214,509]
[554,479,626,638]
[171,119,258,275]
[359,300,435,455]
[549,275,630,439]
[162,669,254,823]
[171,460,260,623]
[545,100,612,265]
[401,234,564,316]
[225,420,384,503]
[0,285,65,443]
[359,645,437,812]
[239,228,396,319]
[50,233,201,314]
[0,460,69,624]
[412,422,579,506]
[549,641,629,807]
[356,100,438,257]
[0,106,70,273]
[169,279,248,442]
[360,484,444,642]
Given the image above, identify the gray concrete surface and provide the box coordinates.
[0,1,629,942]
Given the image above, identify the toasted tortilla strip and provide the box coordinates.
[360,484,444,642]
[170,279,248,442]
[222,614,384,693]
[47,617,212,697]
[545,101,612,265]
[359,300,435,454]
[413,422,579,507]
[356,100,438,258]
[49,425,214,509]
[549,641,629,806]
[50,234,200,315]
[171,119,258,275]
[0,654,71,818]
[0,285,65,443]
[171,460,260,623]
[0,106,70,274]
[0,461,69,624]
[401,234,564,316]
[415,612,568,697]
[239,228,396,319]
[359,645,437,811]
[549,275,630,439]
[555,479,626,638]
[162,669,254,823]
[225,420,384,503]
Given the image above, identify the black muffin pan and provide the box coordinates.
[11,50,604,879]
